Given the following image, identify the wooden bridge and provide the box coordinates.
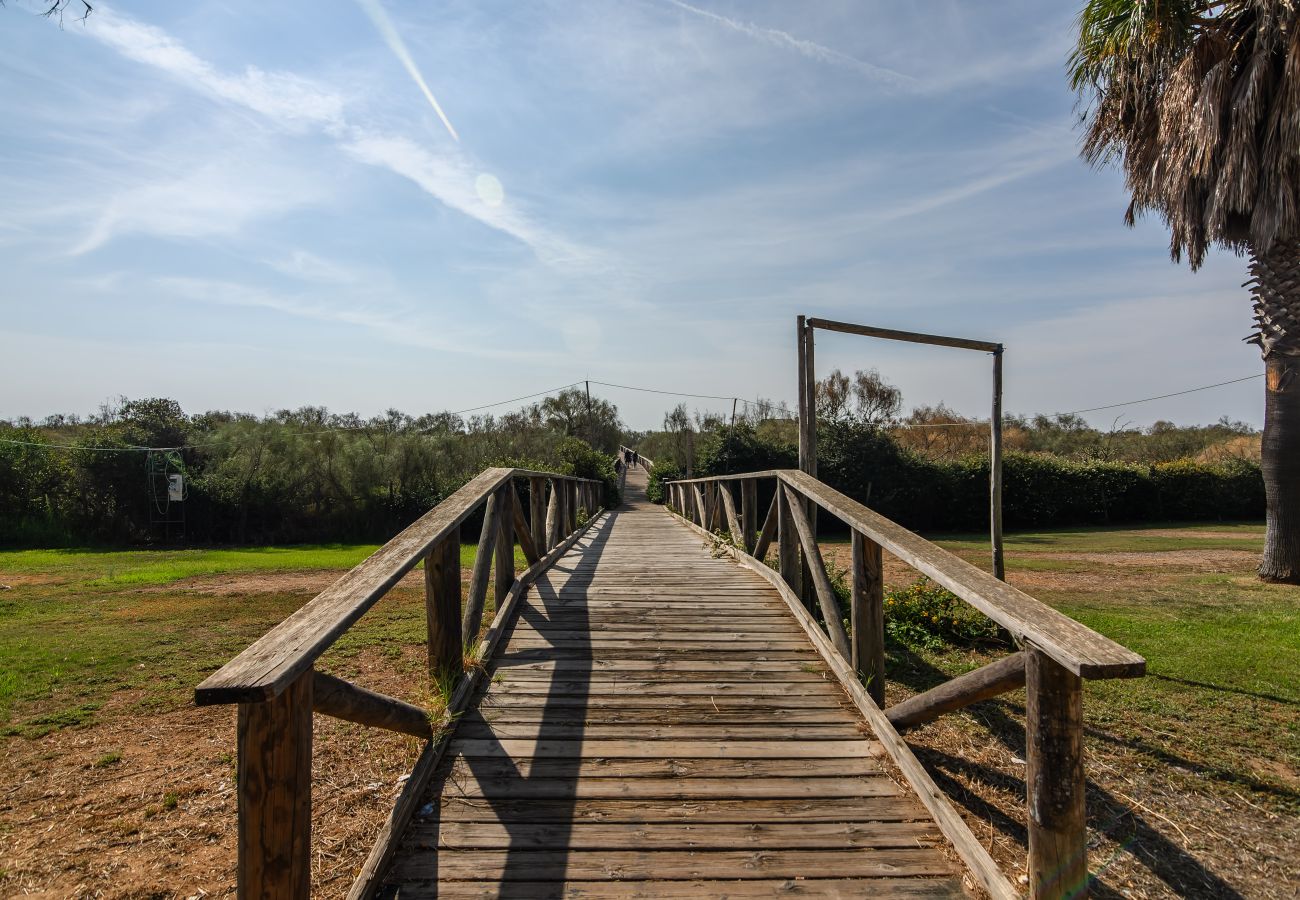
[197,459,1145,899]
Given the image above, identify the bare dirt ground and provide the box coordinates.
[1,646,424,899]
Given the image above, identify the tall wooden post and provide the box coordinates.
[529,477,546,557]
[741,478,758,553]
[851,531,886,706]
[237,669,312,900]
[804,321,817,478]
[797,315,809,474]
[991,346,1005,580]
[424,531,461,682]
[1026,647,1088,899]
[495,485,515,609]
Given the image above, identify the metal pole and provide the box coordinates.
[991,347,1005,581]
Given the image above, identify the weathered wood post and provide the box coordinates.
[741,478,758,553]
[850,530,886,706]
[777,485,802,598]
[529,477,546,556]
[495,484,515,608]
[545,478,560,551]
[237,669,312,899]
[462,492,500,644]
[424,531,461,682]
[692,485,707,529]
[1026,647,1088,899]
[991,346,1005,581]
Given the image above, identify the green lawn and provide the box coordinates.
[842,520,1298,810]
[0,542,526,734]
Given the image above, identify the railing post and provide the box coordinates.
[545,478,560,551]
[741,478,758,553]
[424,530,461,682]
[566,480,577,532]
[777,485,802,598]
[495,484,515,609]
[1026,647,1088,899]
[237,668,312,900]
[851,530,886,706]
[462,491,501,645]
[529,476,546,556]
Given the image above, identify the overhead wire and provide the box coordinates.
[0,371,1266,453]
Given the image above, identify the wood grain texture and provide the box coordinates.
[1027,647,1087,899]
[780,469,1144,679]
[424,533,461,682]
[238,668,312,899]
[372,467,967,898]
[886,651,1026,732]
[852,530,886,706]
[311,671,431,738]
[783,484,852,659]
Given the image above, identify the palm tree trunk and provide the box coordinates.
[1249,241,1300,583]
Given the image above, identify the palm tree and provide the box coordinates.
[1071,0,1300,583]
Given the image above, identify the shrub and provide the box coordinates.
[884,578,1004,651]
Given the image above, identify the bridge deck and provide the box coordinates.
[381,469,967,898]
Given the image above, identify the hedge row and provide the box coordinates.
[649,423,1263,531]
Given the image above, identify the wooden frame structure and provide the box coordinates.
[664,469,1144,899]
[195,468,605,899]
[798,316,1007,579]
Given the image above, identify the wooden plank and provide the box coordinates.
[444,774,895,797]
[692,485,707,529]
[487,681,838,696]
[783,484,852,659]
[450,739,879,759]
[776,484,801,598]
[886,652,1026,731]
[424,532,461,682]
[746,509,787,560]
[390,848,955,882]
[435,796,937,825]
[529,477,547,557]
[349,509,608,900]
[475,694,851,710]
[394,877,966,899]
[719,481,743,546]
[781,470,1145,679]
[495,485,516,609]
[670,508,1018,900]
[741,478,758,552]
[512,481,540,566]
[312,671,431,738]
[806,316,1001,353]
[545,479,559,551]
[237,668,311,900]
[197,467,513,704]
[852,530,886,706]
[416,820,940,851]
[441,757,883,781]
[461,490,500,645]
[455,723,869,740]
[1026,647,1087,900]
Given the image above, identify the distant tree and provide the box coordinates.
[540,387,622,454]
[815,368,902,426]
[1072,1,1300,581]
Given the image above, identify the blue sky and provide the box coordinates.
[0,0,1264,430]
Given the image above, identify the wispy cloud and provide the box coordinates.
[354,0,459,142]
[73,4,584,265]
[86,7,345,130]
[664,0,912,88]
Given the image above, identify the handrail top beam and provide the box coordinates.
[806,317,1002,354]
[667,469,1145,681]
[196,466,598,706]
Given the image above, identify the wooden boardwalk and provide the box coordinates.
[381,468,966,898]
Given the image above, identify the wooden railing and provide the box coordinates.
[195,467,605,899]
[663,469,1145,900]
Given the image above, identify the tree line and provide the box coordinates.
[0,389,624,546]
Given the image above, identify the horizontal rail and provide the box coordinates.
[196,467,601,705]
[665,469,1144,680]
[806,317,1002,354]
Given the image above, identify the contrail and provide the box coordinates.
[664,0,912,88]
[355,0,460,142]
